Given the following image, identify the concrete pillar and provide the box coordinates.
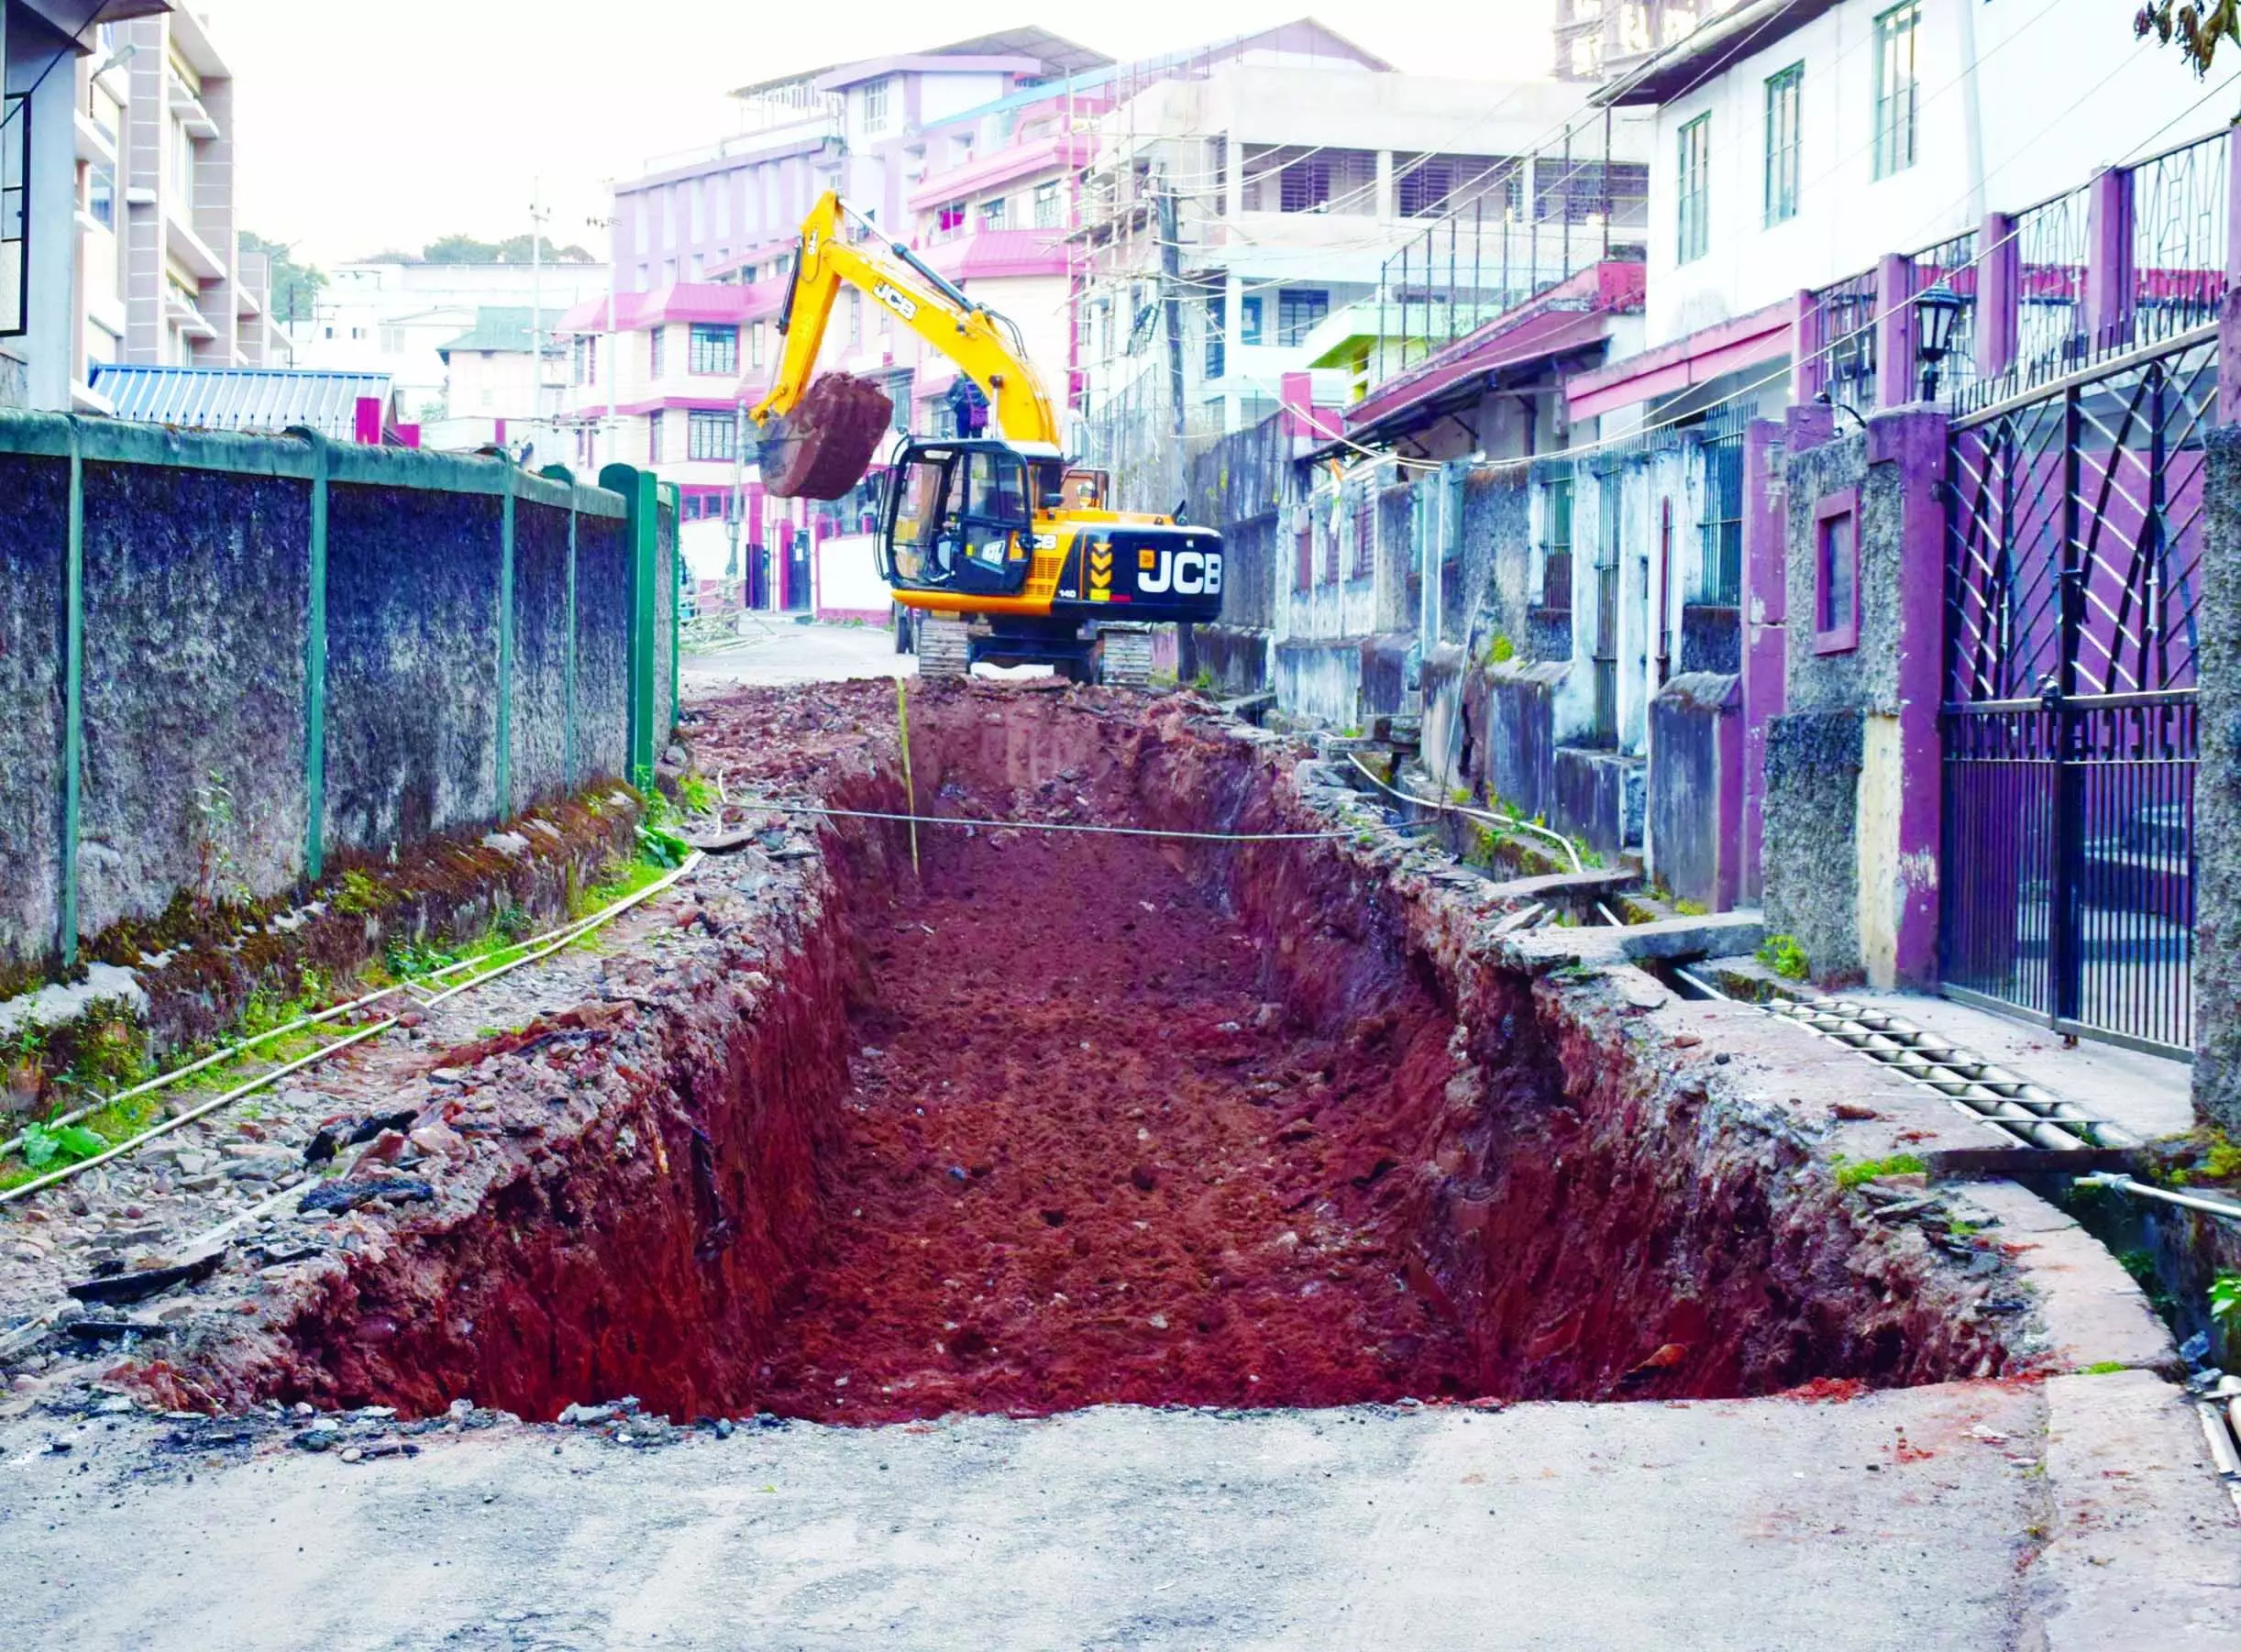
[2195,425,2241,1131]
[1761,402,1944,987]
[1739,417,1791,904]
[21,37,77,407]
[2085,166,2136,356]
[1976,211,2017,387]
[1374,150,1396,221]
[1874,254,1914,409]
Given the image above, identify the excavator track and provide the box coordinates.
[917,616,972,679]
[1098,626,1155,689]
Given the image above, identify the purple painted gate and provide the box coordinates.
[1939,336,2213,1059]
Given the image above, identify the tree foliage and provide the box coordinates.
[418,233,594,266]
[240,231,326,326]
[2135,0,2241,76]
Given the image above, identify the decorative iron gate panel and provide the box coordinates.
[1939,336,2213,1059]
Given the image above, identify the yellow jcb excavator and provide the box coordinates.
[749,191,1223,684]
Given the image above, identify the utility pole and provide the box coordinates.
[1155,171,1185,494]
[529,181,546,463]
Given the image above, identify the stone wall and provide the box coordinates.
[2196,425,2241,1133]
[1648,671,1743,909]
[0,413,665,977]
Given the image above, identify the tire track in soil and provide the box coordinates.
[754,826,1475,1424]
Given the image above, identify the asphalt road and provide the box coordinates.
[0,1382,2099,1650]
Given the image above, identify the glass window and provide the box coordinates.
[862,77,890,135]
[1819,511,1858,635]
[1240,294,1264,346]
[1763,64,1802,226]
[647,410,665,463]
[981,197,1008,230]
[688,410,736,461]
[1541,478,1574,608]
[1873,2,1920,179]
[1032,181,1061,228]
[1204,297,1225,380]
[1276,288,1328,347]
[689,322,738,375]
[937,201,966,236]
[648,326,666,378]
[87,160,116,230]
[1676,113,1710,264]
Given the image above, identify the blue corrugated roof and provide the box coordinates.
[92,365,396,440]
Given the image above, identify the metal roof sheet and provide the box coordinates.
[91,366,394,440]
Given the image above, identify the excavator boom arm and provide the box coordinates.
[751,192,1059,449]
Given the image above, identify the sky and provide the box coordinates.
[201,0,1556,268]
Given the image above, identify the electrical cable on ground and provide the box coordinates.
[1342,753,1585,875]
[0,853,705,1208]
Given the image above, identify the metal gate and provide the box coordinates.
[1938,335,2213,1060]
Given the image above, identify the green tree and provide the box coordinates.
[240,232,326,328]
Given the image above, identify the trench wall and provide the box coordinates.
[0,413,679,980]
[209,688,2019,1421]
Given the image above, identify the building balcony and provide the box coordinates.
[164,204,228,283]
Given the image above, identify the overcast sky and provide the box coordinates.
[201,1,1555,267]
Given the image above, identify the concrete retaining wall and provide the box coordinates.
[0,412,670,977]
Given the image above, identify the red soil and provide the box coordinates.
[753,823,1476,1423]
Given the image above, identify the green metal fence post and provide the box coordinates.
[660,479,681,736]
[601,461,659,790]
[496,459,516,819]
[302,433,330,880]
[59,419,84,969]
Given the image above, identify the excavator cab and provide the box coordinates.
[879,439,1048,598]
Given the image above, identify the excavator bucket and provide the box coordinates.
[758,372,895,500]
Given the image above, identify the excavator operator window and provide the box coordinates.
[1060,468,1108,512]
[887,447,953,587]
[943,448,1032,595]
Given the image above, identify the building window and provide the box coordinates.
[1398,160,1452,218]
[1276,288,1328,347]
[1676,114,1710,264]
[689,410,737,461]
[846,289,862,345]
[690,322,738,375]
[981,197,1008,231]
[1321,509,1340,585]
[1239,294,1264,346]
[1763,64,1802,226]
[1540,478,1574,608]
[648,326,667,378]
[648,410,665,463]
[87,160,115,229]
[1204,297,1225,380]
[1873,2,1920,179]
[1295,523,1314,592]
[1280,156,1333,213]
[1032,180,1061,229]
[572,335,599,385]
[937,200,966,236]
[1352,495,1375,578]
[749,323,765,369]
[863,77,890,136]
[1816,491,1860,651]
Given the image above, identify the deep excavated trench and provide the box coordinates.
[229,685,2018,1425]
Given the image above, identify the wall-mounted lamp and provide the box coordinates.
[1915,281,1966,402]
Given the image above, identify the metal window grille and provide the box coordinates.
[647,410,665,463]
[1353,496,1375,578]
[1676,114,1710,264]
[1,95,27,339]
[1693,429,1744,606]
[1763,64,1802,226]
[1032,182,1061,229]
[1541,478,1574,608]
[689,324,738,375]
[2130,128,2230,349]
[1398,160,1453,218]
[1276,289,1329,347]
[688,411,737,462]
[2013,182,2092,391]
[1813,267,1879,413]
[1872,2,1920,180]
[1913,229,1979,404]
[648,327,667,379]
